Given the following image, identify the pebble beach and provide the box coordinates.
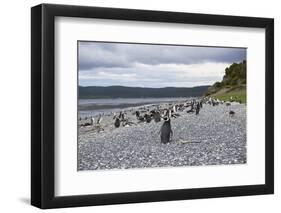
[78,102,246,171]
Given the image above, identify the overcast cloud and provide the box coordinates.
[78,42,246,88]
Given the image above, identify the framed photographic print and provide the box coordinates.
[31,3,274,209]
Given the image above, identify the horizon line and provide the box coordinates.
[78,85,211,89]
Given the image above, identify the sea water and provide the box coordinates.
[78,97,191,118]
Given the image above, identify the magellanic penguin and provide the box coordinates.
[195,103,200,115]
[114,117,120,128]
[154,111,161,122]
[229,110,235,116]
[144,114,152,123]
[91,117,95,125]
[97,114,103,125]
[160,110,173,144]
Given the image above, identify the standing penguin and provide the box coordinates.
[160,111,173,144]
[144,114,152,123]
[154,111,161,122]
[199,100,203,108]
[172,105,177,113]
[114,117,120,128]
[135,110,140,119]
[90,117,95,125]
[120,111,126,121]
[97,114,103,125]
[191,101,195,110]
[195,103,200,115]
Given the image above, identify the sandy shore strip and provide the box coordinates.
[78,102,246,171]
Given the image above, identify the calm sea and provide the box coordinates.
[78,97,190,118]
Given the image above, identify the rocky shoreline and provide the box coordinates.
[78,101,246,171]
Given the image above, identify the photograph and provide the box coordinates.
[77,41,247,171]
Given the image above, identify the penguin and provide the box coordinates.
[229,110,235,116]
[97,114,102,125]
[82,118,92,127]
[135,111,140,119]
[191,102,194,110]
[171,113,180,118]
[161,109,165,116]
[138,116,145,122]
[160,117,173,144]
[195,103,200,115]
[173,105,177,113]
[186,107,194,113]
[114,117,120,128]
[150,110,156,118]
[90,117,95,125]
[144,114,152,123]
[154,111,161,122]
[120,111,126,121]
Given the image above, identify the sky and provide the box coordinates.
[78,41,246,88]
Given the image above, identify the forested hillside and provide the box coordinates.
[205,60,246,103]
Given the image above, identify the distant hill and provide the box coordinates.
[205,60,246,103]
[79,85,210,99]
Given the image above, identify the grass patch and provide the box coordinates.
[211,88,246,104]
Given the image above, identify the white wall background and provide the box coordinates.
[0,0,279,212]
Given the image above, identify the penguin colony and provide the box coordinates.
[79,97,236,144]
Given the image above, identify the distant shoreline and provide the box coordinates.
[78,96,199,99]
[79,85,210,99]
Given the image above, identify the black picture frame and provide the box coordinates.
[31,3,274,209]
